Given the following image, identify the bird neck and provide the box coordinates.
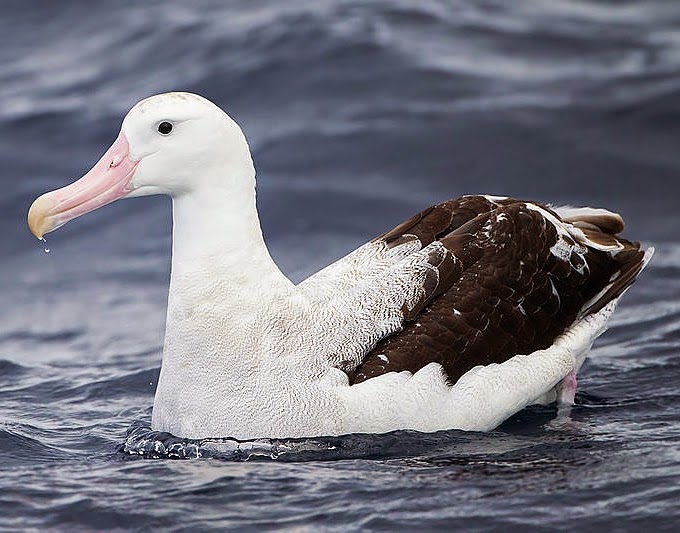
[153,173,302,435]
[164,174,295,360]
[169,176,288,285]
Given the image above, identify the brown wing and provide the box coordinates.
[349,196,647,385]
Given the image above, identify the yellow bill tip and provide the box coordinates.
[27,194,58,240]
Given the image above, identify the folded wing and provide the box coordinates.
[299,195,649,385]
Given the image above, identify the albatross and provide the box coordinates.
[27,92,652,440]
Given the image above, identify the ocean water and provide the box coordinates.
[1,0,679,530]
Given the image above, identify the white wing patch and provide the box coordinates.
[297,237,452,371]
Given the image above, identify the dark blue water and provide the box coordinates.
[1,1,679,530]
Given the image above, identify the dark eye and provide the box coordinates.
[158,121,173,135]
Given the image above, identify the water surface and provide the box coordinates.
[1,1,679,530]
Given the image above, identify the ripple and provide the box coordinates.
[0,425,69,462]
[118,420,474,461]
[0,359,29,381]
[2,0,679,530]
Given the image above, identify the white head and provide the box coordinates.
[28,92,255,239]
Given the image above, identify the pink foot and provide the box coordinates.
[557,370,577,405]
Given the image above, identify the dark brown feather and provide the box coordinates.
[349,196,646,386]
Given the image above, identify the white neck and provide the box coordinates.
[169,164,280,275]
[151,165,298,436]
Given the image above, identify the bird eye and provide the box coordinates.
[158,121,173,135]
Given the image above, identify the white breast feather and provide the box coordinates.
[297,237,448,371]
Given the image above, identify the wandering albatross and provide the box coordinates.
[27,92,652,440]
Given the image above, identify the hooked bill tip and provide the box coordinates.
[27,194,58,240]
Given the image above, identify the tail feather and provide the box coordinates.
[555,206,625,234]
[554,205,653,318]
[579,246,653,317]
